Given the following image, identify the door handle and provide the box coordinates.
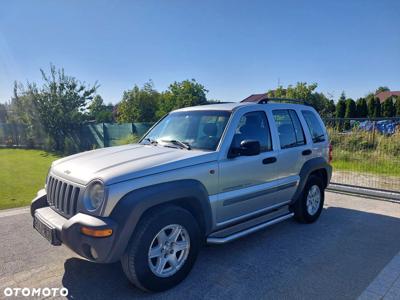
[263,157,277,164]
[302,149,312,156]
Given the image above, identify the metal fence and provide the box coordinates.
[325,117,400,195]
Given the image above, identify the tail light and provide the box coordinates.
[328,143,333,163]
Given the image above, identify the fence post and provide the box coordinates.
[103,123,107,147]
[372,120,376,147]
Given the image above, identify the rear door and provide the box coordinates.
[300,109,329,161]
[270,108,310,181]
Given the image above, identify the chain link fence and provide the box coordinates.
[325,117,400,194]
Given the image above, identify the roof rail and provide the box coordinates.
[258,97,311,106]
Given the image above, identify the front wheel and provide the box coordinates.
[293,175,325,223]
[121,205,201,292]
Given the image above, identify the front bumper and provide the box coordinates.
[31,191,117,263]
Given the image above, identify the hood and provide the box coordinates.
[51,144,218,185]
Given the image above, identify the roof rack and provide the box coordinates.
[258,97,311,106]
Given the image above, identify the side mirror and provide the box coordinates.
[228,139,260,158]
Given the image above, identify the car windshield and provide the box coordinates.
[141,110,231,151]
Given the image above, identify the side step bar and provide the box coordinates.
[206,212,294,244]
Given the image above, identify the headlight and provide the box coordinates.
[85,181,106,211]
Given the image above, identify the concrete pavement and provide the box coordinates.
[0,192,399,299]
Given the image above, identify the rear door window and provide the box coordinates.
[272,109,306,149]
[302,110,326,143]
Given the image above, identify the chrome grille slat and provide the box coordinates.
[64,185,72,215]
[60,183,67,213]
[51,179,58,206]
[71,187,78,215]
[46,175,80,218]
[49,177,56,205]
[55,180,61,209]
[47,178,54,205]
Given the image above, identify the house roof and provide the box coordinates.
[241,93,269,103]
[376,91,400,102]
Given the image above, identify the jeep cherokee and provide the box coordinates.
[31,99,332,292]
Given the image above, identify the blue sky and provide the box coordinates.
[0,0,399,104]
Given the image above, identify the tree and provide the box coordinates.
[117,81,159,123]
[336,99,346,118]
[373,98,381,118]
[25,64,98,151]
[375,86,390,94]
[0,103,7,122]
[88,95,104,116]
[157,79,208,117]
[343,98,356,129]
[356,98,368,117]
[345,99,356,118]
[339,91,346,102]
[382,96,395,117]
[88,95,114,123]
[95,104,114,123]
[267,82,317,102]
[8,81,45,147]
[396,96,400,117]
[266,82,334,117]
[367,95,376,117]
[325,99,336,118]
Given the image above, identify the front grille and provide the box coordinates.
[46,176,81,217]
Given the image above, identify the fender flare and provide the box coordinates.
[291,157,332,204]
[105,179,212,262]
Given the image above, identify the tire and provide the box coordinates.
[293,175,325,223]
[121,205,201,292]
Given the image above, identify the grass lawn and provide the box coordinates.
[0,147,398,210]
[0,149,60,210]
[331,149,400,177]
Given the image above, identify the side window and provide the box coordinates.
[302,110,326,143]
[272,109,306,149]
[232,111,272,152]
[289,110,306,145]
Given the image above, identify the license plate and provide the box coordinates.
[33,215,61,246]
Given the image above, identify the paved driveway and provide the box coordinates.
[1,192,399,299]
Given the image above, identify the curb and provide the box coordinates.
[0,206,30,218]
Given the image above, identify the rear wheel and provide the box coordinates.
[293,175,325,223]
[121,205,201,292]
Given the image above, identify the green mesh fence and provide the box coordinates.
[0,123,44,148]
[0,122,154,149]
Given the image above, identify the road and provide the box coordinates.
[1,192,399,299]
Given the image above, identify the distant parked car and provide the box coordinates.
[31,100,332,292]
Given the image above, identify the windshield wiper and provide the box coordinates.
[142,138,158,145]
[161,139,191,150]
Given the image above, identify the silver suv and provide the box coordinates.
[31,100,332,292]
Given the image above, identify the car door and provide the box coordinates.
[217,110,285,224]
[270,108,309,181]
